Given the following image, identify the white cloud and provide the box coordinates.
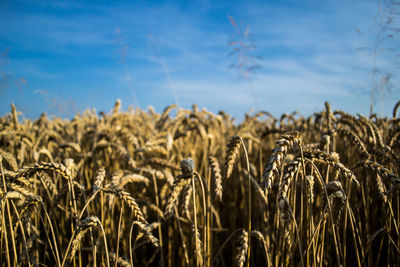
[1,0,398,118]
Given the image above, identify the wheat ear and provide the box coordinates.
[261,131,301,196]
[164,178,191,218]
[225,136,241,179]
[209,156,223,201]
[102,184,148,224]
[324,181,346,225]
[235,229,249,267]
[67,216,100,263]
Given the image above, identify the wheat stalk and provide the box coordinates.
[15,162,73,181]
[235,229,249,267]
[225,136,241,179]
[164,178,191,218]
[261,131,301,196]
[102,184,148,224]
[209,156,223,201]
[324,181,346,225]
[67,216,100,263]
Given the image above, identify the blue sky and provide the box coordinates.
[0,0,399,120]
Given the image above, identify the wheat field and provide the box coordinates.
[0,100,399,266]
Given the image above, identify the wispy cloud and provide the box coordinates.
[0,0,398,119]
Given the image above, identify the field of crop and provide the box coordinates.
[0,100,400,266]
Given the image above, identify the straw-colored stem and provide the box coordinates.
[238,137,252,267]
[151,173,165,266]
[306,159,341,266]
[42,204,61,266]
[0,158,11,267]
[114,205,124,267]
[192,173,200,266]
[194,171,208,265]
[10,201,31,267]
